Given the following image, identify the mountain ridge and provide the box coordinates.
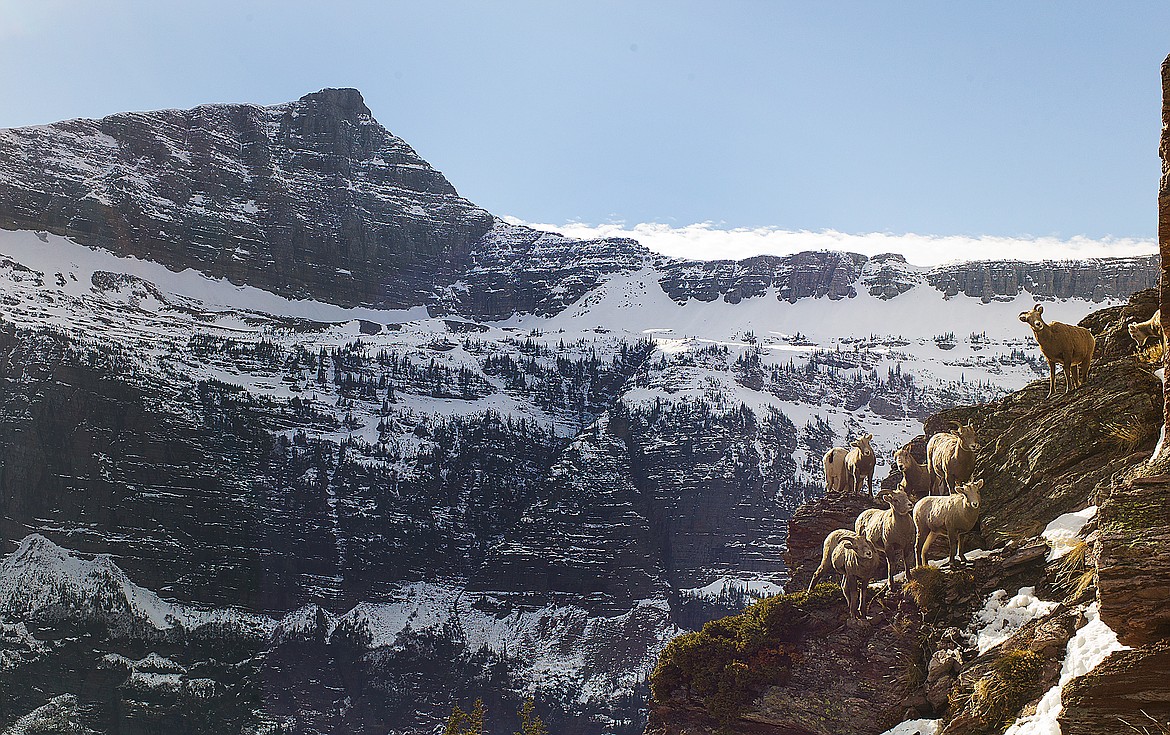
[0,88,1158,321]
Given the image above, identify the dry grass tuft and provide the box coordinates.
[1104,416,1153,453]
[1055,539,1096,600]
[1119,710,1170,734]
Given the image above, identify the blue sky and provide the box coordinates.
[1,2,1167,259]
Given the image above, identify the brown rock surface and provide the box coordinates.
[1059,643,1170,735]
[1096,475,1170,646]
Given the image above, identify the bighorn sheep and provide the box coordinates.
[843,433,876,496]
[913,479,983,568]
[926,423,979,495]
[894,446,931,499]
[822,447,849,493]
[807,529,881,619]
[1129,309,1162,350]
[855,486,916,588]
[1018,304,1096,398]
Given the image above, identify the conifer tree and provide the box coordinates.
[514,697,548,735]
[444,698,486,735]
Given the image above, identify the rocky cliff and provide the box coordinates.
[645,289,1168,735]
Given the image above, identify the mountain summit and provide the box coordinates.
[0,87,493,308]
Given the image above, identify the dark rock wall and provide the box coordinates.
[0,89,494,309]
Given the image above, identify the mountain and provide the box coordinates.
[0,89,1159,734]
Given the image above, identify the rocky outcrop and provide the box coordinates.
[1095,475,1170,646]
[1060,643,1170,734]
[929,293,1162,546]
[646,288,1163,735]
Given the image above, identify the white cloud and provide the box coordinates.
[505,218,1157,268]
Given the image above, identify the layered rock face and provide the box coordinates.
[647,288,1165,735]
[0,88,494,309]
[928,256,1158,303]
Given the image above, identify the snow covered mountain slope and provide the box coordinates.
[0,223,1150,734]
[0,90,1158,734]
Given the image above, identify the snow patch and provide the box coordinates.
[968,587,1059,655]
[1002,602,1129,734]
[1041,507,1097,562]
[879,719,941,735]
[679,576,783,601]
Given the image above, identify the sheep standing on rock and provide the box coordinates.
[1018,304,1096,398]
[807,529,881,619]
[855,486,915,589]
[894,446,931,499]
[843,433,876,496]
[913,479,984,568]
[822,446,849,493]
[926,423,979,495]
[1129,309,1163,350]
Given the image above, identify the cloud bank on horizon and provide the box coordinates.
[510,218,1157,267]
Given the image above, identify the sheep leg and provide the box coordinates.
[1064,361,1073,394]
[867,472,873,497]
[1047,360,1056,398]
[843,576,860,618]
[956,531,968,564]
[807,564,826,593]
[916,529,935,567]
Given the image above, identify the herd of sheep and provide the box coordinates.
[804,303,1115,619]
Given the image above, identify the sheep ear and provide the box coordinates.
[1035,304,1043,314]
[972,479,984,490]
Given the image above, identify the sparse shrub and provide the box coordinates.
[649,585,838,723]
[1104,416,1153,453]
[904,566,975,620]
[963,649,1044,731]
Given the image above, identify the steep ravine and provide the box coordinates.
[645,289,1166,735]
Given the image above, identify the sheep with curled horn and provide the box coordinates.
[913,478,983,568]
[843,433,876,496]
[926,422,979,495]
[855,485,915,589]
[1129,309,1163,350]
[1018,303,1095,398]
[807,529,881,619]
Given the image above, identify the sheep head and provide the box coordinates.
[885,487,913,515]
[954,423,979,452]
[957,478,983,509]
[1123,323,1141,346]
[1018,304,1047,332]
[893,446,911,469]
[842,536,876,561]
[851,433,874,454]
